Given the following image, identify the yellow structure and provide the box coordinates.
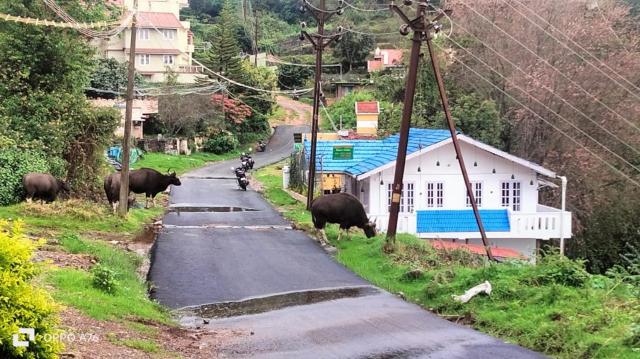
[355,101,380,135]
[321,173,343,193]
[95,0,200,83]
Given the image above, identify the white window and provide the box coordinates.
[137,54,150,65]
[162,29,176,40]
[387,183,414,213]
[138,29,150,40]
[466,182,483,207]
[426,182,444,208]
[501,181,521,211]
[163,55,175,65]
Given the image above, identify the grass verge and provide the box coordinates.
[46,233,171,324]
[255,162,640,359]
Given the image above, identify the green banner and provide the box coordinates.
[332,145,354,160]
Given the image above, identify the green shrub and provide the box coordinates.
[0,220,62,358]
[92,264,119,294]
[0,148,62,206]
[203,132,239,154]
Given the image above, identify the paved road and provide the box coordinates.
[148,116,541,357]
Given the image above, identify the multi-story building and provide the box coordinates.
[97,0,201,83]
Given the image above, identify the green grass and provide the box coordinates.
[133,151,243,175]
[110,337,161,354]
[46,234,171,324]
[0,199,164,235]
[255,163,640,359]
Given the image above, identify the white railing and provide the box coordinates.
[369,208,572,240]
[177,65,203,74]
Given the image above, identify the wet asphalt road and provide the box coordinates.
[148,124,542,358]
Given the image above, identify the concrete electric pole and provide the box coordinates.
[300,0,344,210]
[385,1,494,260]
[118,1,138,216]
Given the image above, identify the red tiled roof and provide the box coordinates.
[356,101,380,114]
[431,241,526,259]
[382,49,404,65]
[137,12,183,29]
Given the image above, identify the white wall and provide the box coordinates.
[367,141,539,215]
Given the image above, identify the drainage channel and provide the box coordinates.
[176,285,380,320]
[168,205,258,213]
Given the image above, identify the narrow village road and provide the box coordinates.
[148,99,542,358]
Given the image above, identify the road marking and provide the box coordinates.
[162,224,293,230]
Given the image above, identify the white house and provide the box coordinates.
[304,128,572,260]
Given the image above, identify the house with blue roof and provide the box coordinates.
[303,128,572,260]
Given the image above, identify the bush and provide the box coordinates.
[92,264,118,294]
[0,220,62,358]
[0,148,63,206]
[203,132,239,154]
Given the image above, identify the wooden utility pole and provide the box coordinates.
[254,8,259,67]
[301,0,344,210]
[386,3,493,260]
[118,2,138,216]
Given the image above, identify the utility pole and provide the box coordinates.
[301,0,344,210]
[254,8,259,67]
[118,0,138,217]
[386,2,494,260]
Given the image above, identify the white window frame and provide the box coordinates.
[426,182,444,208]
[466,182,483,207]
[501,181,521,211]
[387,183,414,213]
[162,29,176,40]
[137,54,150,65]
[138,28,150,40]
[162,55,175,65]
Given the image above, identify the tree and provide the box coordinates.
[332,31,375,72]
[0,1,119,198]
[278,63,314,90]
[201,0,244,81]
[87,58,142,99]
[323,91,376,130]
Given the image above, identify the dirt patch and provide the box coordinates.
[35,250,97,271]
[58,308,243,358]
[275,96,312,126]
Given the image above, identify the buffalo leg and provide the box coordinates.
[26,197,32,204]
[337,229,342,241]
[112,202,117,214]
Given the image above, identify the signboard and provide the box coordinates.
[293,133,302,143]
[332,145,354,160]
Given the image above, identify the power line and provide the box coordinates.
[340,0,388,12]
[458,1,640,134]
[446,35,640,176]
[137,12,314,96]
[501,0,640,102]
[42,0,132,38]
[435,41,640,188]
[446,20,640,158]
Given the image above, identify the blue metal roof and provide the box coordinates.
[304,128,452,176]
[416,209,511,233]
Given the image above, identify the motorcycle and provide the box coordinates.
[240,153,255,170]
[233,167,249,191]
[257,141,266,152]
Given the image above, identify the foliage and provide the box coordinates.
[323,90,376,130]
[200,0,244,81]
[211,94,253,126]
[0,221,62,358]
[158,93,222,137]
[332,31,375,71]
[0,148,61,206]
[133,151,243,175]
[203,132,239,154]
[288,152,306,192]
[278,63,314,90]
[0,1,118,199]
[92,264,119,294]
[87,58,142,99]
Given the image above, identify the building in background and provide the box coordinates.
[97,0,201,83]
[367,48,404,73]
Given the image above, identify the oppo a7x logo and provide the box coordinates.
[13,328,35,347]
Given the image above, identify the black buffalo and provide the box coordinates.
[22,173,70,204]
[310,192,376,244]
[103,172,137,213]
[104,168,181,212]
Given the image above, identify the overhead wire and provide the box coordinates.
[457,1,640,134]
[340,0,389,12]
[497,0,640,102]
[432,41,640,188]
[446,20,640,157]
[444,35,640,175]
